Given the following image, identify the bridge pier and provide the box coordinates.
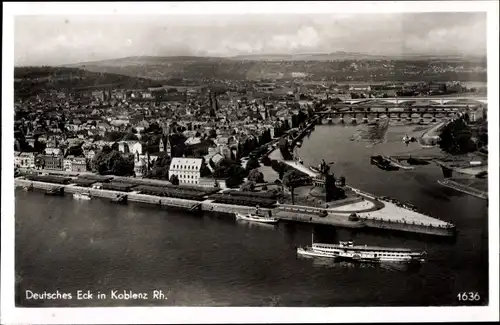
[351,118,357,125]
[362,117,368,123]
[339,118,344,124]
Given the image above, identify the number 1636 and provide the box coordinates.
[457,292,480,301]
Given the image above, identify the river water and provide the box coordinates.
[15,124,488,307]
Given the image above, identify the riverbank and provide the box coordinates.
[15,176,455,236]
[438,178,488,200]
[419,121,446,147]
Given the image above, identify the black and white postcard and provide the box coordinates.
[2,1,499,324]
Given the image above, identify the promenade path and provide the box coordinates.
[282,161,319,178]
[419,121,446,147]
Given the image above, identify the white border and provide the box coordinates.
[2,2,499,324]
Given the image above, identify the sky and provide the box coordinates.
[14,13,487,66]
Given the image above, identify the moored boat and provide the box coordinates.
[73,192,91,200]
[407,157,430,165]
[111,195,127,204]
[235,213,279,224]
[297,235,426,264]
[45,187,64,196]
[370,155,399,171]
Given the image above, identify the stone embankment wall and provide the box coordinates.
[362,218,455,236]
[16,178,455,236]
[16,179,199,208]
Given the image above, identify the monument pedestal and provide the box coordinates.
[309,173,346,203]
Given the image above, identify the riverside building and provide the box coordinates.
[168,157,203,185]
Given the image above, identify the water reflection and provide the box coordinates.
[299,255,421,272]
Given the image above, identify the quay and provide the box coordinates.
[438,179,488,200]
[15,174,456,236]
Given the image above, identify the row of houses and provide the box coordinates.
[14,152,87,172]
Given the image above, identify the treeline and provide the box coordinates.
[14,66,165,99]
[438,115,487,155]
[92,145,135,176]
[71,59,487,82]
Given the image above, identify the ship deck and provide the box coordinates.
[313,243,415,252]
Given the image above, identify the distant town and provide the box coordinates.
[14,59,488,190]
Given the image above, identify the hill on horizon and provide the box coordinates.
[14,66,166,99]
[57,53,487,83]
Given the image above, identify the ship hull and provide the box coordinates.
[297,247,425,264]
[73,194,91,200]
[235,213,279,224]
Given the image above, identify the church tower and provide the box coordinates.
[160,124,171,156]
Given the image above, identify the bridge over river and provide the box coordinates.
[340,96,487,105]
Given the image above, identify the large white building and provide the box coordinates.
[169,157,203,185]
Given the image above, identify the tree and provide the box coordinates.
[106,131,125,142]
[240,181,256,191]
[200,162,212,177]
[170,174,179,185]
[438,117,476,155]
[123,133,139,141]
[92,149,134,176]
[282,170,303,205]
[248,168,264,183]
[213,159,247,188]
[33,140,46,154]
[65,145,84,157]
[208,128,217,139]
[245,157,260,171]
[262,155,271,166]
[226,174,244,188]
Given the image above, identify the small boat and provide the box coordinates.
[235,213,279,224]
[297,235,427,264]
[370,155,399,171]
[73,192,91,200]
[111,195,127,204]
[45,188,64,196]
[407,157,430,165]
[22,185,33,192]
[475,171,488,179]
